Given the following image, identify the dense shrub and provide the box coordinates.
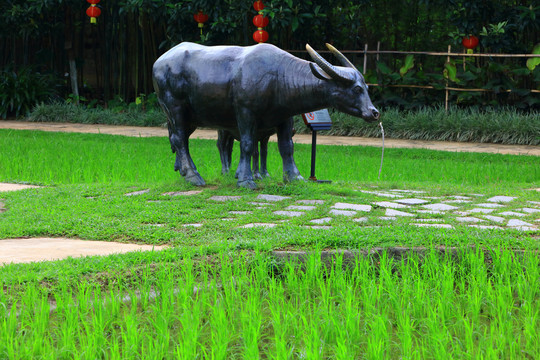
[0,66,58,119]
[293,107,540,146]
[26,103,540,146]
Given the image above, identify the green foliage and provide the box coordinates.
[0,66,58,119]
[28,101,166,127]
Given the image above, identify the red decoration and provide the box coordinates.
[253,1,265,11]
[253,30,269,43]
[252,1,269,43]
[86,3,101,24]
[193,10,209,28]
[253,14,269,28]
[462,35,479,50]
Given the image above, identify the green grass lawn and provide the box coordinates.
[1,129,539,358]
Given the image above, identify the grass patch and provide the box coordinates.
[1,129,538,187]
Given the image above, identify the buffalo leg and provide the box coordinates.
[217,130,234,174]
[159,94,205,186]
[252,142,262,180]
[236,109,257,189]
[259,136,270,178]
[277,117,303,182]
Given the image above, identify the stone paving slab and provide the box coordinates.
[386,209,414,217]
[422,203,458,211]
[162,190,202,196]
[332,203,372,212]
[396,198,429,205]
[0,238,167,265]
[487,196,516,203]
[374,201,408,209]
[330,209,357,216]
[210,195,242,202]
[257,194,291,202]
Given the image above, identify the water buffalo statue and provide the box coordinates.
[152,42,379,189]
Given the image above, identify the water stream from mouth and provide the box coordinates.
[378,122,384,180]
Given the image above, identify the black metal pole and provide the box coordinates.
[310,130,317,181]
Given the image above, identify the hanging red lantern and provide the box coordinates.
[193,10,209,36]
[193,10,209,28]
[86,0,101,24]
[253,14,269,28]
[252,1,269,43]
[253,30,269,43]
[462,35,479,54]
[253,1,265,11]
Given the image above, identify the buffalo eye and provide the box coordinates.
[353,86,363,94]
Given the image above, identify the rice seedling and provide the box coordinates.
[2,249,539,358]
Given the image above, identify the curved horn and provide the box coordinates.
[325,43,357,70]
[306,44,354,83]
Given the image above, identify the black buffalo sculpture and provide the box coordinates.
[152,42,379,189]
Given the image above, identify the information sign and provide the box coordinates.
[301,109,332,131]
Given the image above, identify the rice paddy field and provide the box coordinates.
[1,128,539,358]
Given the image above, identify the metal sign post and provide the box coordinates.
[301,109,332,183]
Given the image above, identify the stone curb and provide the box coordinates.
[271,247,538,266]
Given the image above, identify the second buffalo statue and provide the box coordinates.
[152,42,379,189]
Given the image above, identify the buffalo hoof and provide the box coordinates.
[237,179,257,189]
[283,174,305,183]
[253,172,263,180]
[185,172,206,186]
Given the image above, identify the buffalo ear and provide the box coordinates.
[309,62,332,81]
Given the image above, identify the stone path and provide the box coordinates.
[1,120,539,156]
[1,183,539,265]
[117,188,539,231]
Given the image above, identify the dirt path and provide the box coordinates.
[1,120,539,156]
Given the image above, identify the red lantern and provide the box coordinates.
[462,35,479,54]
[193,10,209,28]
[253,30,269,43]
[86,3,101,24]
[253,1,264,11]
[253,14,269,28]
[252,1,269,43]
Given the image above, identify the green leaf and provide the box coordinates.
[376,62,393,75]
[443,61,460,83]
[399,55,415,77]
[526,44,540,71]
[291,17,299,32]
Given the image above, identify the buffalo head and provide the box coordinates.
[306,43,380,122]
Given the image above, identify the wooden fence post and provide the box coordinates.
[445,45,451,112]
[363,43,368,74]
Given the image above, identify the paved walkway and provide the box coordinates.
[1,120,539,156]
